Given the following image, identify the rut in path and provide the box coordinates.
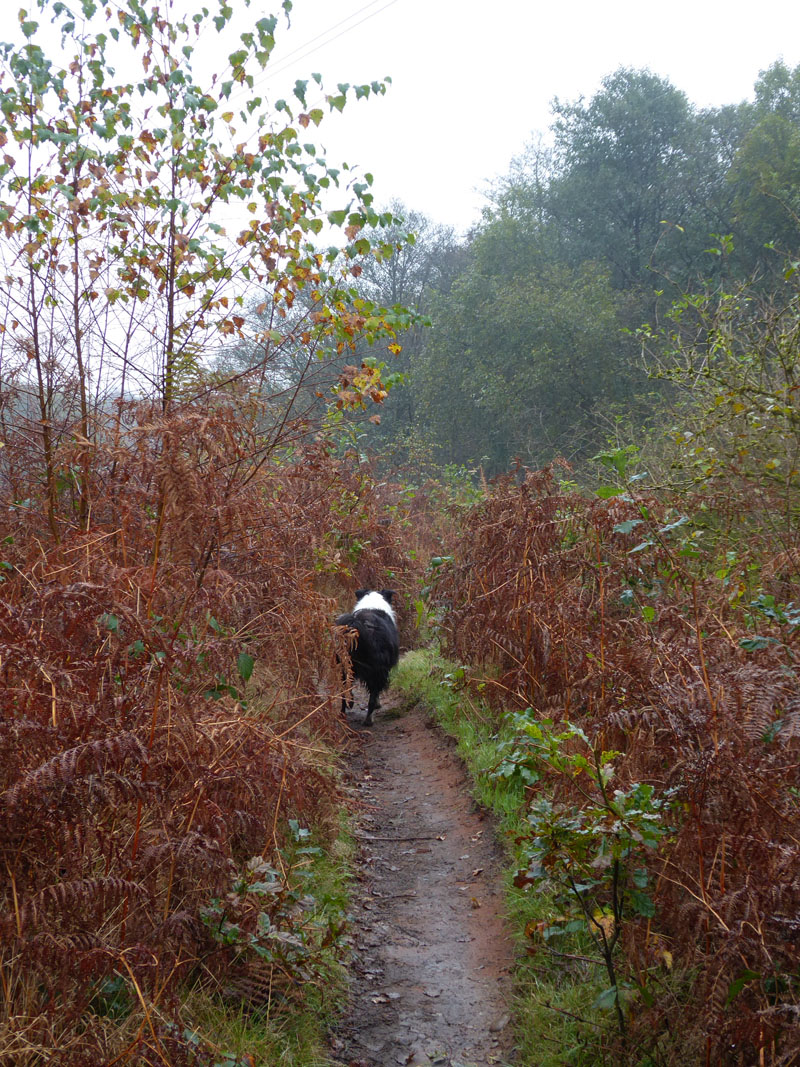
[331,694,515,1067]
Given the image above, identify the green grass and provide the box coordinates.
[180,995,338,1067]
[393,648,616,1066]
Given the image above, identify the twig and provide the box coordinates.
[354,833,442,842]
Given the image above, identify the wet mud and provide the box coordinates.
[331,694,515,1067]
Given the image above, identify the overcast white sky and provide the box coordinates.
[7,0,800,234]
[257,0,800,234]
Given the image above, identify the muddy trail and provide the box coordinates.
[330,691,515,1067]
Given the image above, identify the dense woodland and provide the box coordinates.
[1,1,800,1064]
[348,62,800,476]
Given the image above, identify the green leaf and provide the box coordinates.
[726,969,760,1005]
[633,866,648,889]
[293,79,308,105]
[629,889,656,917]
[658,515,689,535]
[592,985,621,1011]
[596,486,623,499]
[204,679,238,701]
[739,636,777,651]
[613,519,643,534]
[237,651,255,682]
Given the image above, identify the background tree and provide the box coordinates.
[353,202,463,463]
[392,63,800,479]
[412,250,642,472]
[548,68,695,290]
[728,62,800,269]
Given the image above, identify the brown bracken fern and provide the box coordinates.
[0,394,421,1064]
[434,463,800,1065]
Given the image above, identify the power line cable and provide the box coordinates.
[261,0,393,76]
[227,0,401,105]
[152,1,386,104]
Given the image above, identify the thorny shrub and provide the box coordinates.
[0,398,422,1064]
[434,464,800,1066]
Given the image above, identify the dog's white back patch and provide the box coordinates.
[353,590,396,622]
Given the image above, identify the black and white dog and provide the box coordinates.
[335,589,399,726]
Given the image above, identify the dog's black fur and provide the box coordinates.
[335,588,399,726]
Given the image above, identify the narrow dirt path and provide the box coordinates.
[331,693,515,1067]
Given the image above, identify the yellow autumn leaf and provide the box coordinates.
[592,910,616,938]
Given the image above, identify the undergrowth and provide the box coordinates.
[424,462,800,1066]
[0,0,432,1057]
[0,418,422,1064]
[179,811,356,1067]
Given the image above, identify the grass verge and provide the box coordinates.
[393,648,616,1067]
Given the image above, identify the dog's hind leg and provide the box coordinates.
[363,688,380,727]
